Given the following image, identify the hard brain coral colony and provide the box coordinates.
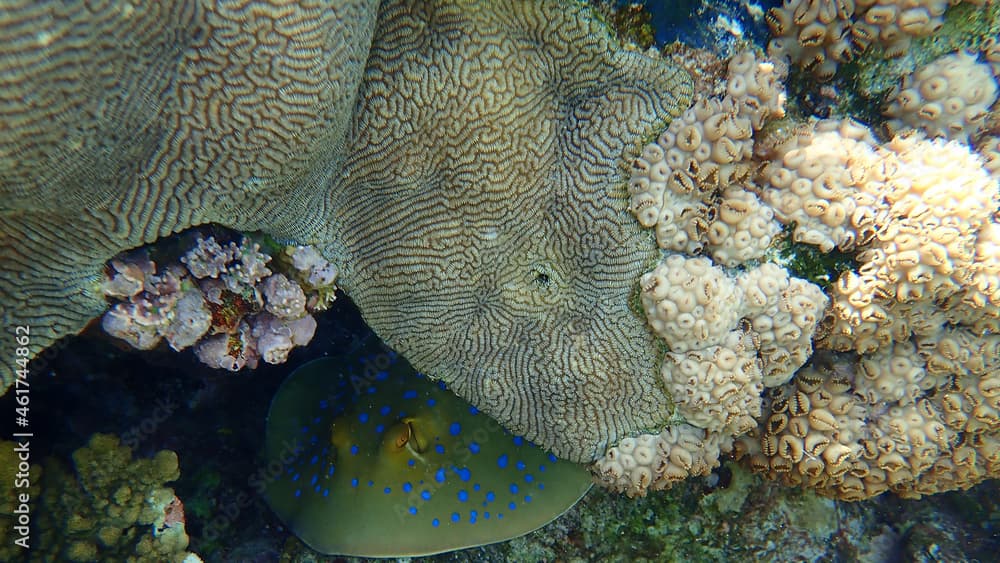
[101,236,338,371]
[598,44,1000,501]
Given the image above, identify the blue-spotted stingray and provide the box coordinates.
[262,341,593,557]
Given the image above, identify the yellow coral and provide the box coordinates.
[35,434,198,562]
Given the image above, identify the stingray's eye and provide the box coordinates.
[394,421,412,449]
[402,418,430,454]
[380,420,413,454]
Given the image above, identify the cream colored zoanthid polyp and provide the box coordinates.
[766,0,982,79]
[629,49,785,262]
[661,330,764,435]
[707,187,781,267]
[885,51,998,142]
[855,342,933,405]
[758,119,884,253]
[592,424,729,497]
[640,255,825,437]
[639,255,744,351]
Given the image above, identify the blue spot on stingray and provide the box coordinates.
[403,482,413,493]
[539,483,545,490]
[513,436,524,446]
[367,480,374,487]
[376,370,389,381]
[473,483,481,491]
[367,386,376,394]
[427,398,437,407]
[291,473,300,482]
[384,487,391,494]
[469,442,481,454]
[497,454,509,468]
[310,474,318,485]
[548,453,558,462]
[524,474,534,483]
[458,490,469,502]
[516,460,526,471]
[319,399,328,409]
[539,464,547,472]
[408,459,416,467]
[508,501,517,510]
[525,495,533,503]
[380,405,391,416]
[294,489,301,498]
[484,511,491,519]
[351,478,359,488]
[457,467,471,482]
[421,490,432,501]
[409,506,418,515]
[435,444,446,454]
[469,405,479,415]
[470,510,478,524]
[398,410,407,417]
[437,381,447,390]
[309,435,318,445]
[300,426,309,434]
[375,424,385,434]
[328,465,335,476]
[350,445,359,455]
[312,416,322,424]
[449,422,462,436]
[358,412,369,423]
[310,455,319,465]
[509,483,519,494]
[486,491,496,503]
[435,468,446,483]
[498,513,504,520]
[403,390,417,399]
[451,512,460,522]
[432,518,440,527]
[323,489,330,497]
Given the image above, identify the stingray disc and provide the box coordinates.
[262,341,592,556]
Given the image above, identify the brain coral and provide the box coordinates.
[1,0,376,383]
[322,1,692,462]
[0,1,692,463]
